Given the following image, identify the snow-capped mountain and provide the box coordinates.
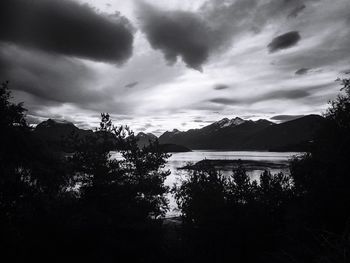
[214,117,246,128]
[159,115,325,151]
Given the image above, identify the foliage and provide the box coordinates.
[0,83,171,262]
[290,77,350,232]
[173,163,228,225]
[173,162,295,262]
[70,113,171,222]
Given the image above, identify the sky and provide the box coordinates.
[1,0,350,135]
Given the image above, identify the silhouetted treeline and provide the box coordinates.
[0,81,170,262]
[172,78,350,263]
[1,78,350,263]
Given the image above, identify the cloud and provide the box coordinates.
[295,68,311,75]
[124,81,139,88]
[138,0,314,70]
[271,115,305,122]
[138,2,213,71]
[0,43,140,121]
[214,84,230,90]
[0,0,134,63]
[266,89,311,100]
[210,87,314,106]
[150,129,165,135]
[26,114,45,125]
[1,0,347,133]
[143,123,153,128]
[209,98,240,105]
[0,43,102,104]
[288,4,306,18]
[268,31,301,53]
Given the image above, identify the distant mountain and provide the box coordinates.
[135,132,192,152]
[243,114,326,151]
[159,115,325,151]
[159,117,274,150]
[33,119,191,153]
[35,119,92,137]
[135,132,157,148]
[34,115,324,152]
[211,117,246,128]
[34,119,92,151]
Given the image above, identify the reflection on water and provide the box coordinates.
[111,150,302,216]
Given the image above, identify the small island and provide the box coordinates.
[180,159,288,171]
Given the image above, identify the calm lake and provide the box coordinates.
[112,150,302,216]
[164,150,302,215]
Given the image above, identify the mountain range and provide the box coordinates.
[33,114,325,152]
[158,115,325,151]
[33,119,191,152]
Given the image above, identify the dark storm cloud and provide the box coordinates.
[271,115,305,121]
[138,2,213,71]
[124,81,139,88]
[295,68,310,75]
[138,0,314,70]
[0,43,106,105]
[0,0,134,63]
[214,84,230,90]
[268,31,301,53]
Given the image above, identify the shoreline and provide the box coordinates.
[179,159,290,171]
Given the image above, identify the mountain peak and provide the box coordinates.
[230,117,245,126]
[214,117,245,128]
[136,132,157,139]
[37,118,75,129]
[159,114,324,151]
[136,132,157,148]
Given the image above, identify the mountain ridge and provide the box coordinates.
[159,115,325,151]
[33,115,326,152]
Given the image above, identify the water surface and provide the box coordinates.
[112,150,302,216]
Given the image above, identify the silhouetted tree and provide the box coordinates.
[291,77,350,232]
[287,78,350,262]
[173,161,296,263]
[0,83,171,262]
[173,163,228,225]
[227,164,258,205]
[0,81,73,262]
[70,113,170,222]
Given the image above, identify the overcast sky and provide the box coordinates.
[1,0,350,135]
